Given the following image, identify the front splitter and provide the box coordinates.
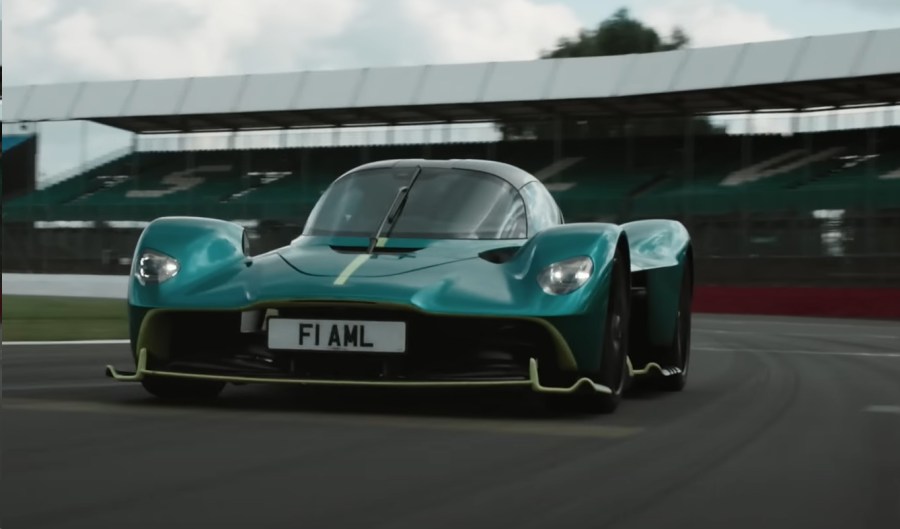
[106,348,613,395]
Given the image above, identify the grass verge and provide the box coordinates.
[3,295,129,341]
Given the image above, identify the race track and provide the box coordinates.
[3,314,900,529]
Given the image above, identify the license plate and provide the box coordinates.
[267,318,406,353]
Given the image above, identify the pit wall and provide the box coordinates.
[3,274,899,320]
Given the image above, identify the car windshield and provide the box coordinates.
[303,167,527,239]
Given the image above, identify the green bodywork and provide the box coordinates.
[127,216,691,378]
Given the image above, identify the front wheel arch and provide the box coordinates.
[656,248,694,391]
[547,238,631,414]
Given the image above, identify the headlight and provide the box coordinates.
[135,250,179,285]
[537,256,593,295]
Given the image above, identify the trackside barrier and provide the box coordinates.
[693,286,900,320]
[2,274,899,320]
[2,274,129,299]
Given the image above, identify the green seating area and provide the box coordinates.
[548,162,667,219]
[2,145,453,222]
[4,132,899,224]
[629,133,900,217]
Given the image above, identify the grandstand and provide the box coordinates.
[3,29,899,283]
[3,130,899,222]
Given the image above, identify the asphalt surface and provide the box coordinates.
[3,314,900,529]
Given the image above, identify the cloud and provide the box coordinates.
[397,0,581,64]
[634,0,791,48]
[5,0,581,86]
[818,0,900,13]
[5,0,580,181]
[5,0,363,84]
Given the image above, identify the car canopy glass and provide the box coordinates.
[304,167,527,240]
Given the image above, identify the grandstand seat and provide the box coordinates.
[4,130,899,224]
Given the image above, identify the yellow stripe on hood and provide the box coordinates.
[332,238,388,286]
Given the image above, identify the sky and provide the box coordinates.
[3,0,900,86]
[2,0,899,180]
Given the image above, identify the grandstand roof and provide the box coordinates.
[0,20,4,96]
[4,28,900,133]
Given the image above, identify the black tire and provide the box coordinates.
[549,246,630,414]
[654,261,692,392]
[141,376,225,402]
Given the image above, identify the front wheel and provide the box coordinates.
[141,376,226,402]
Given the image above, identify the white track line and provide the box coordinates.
[864,405,900,415]
[3,339,130,346]
[695,346,900,358]
[3,381,126,392]
[695,329,900,340]
[697,318,899,330]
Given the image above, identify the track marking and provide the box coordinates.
[695,329,900,340]
[864,405,900,415]
[3,339,130,346]
[695,346,900,358]
[2,398,644,439]
[697,318,899,331]
[3,381,126,392]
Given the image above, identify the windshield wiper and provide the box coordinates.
[368,165,422,253]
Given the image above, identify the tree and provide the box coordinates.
[543,8,689,58]
[501,9,724,140]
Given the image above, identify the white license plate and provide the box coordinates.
[267,318,406,353]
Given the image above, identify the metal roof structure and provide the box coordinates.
[1,21,4,98]
[4,28,900,133]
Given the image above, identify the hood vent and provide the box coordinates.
[478,246,521,264]
[329,245,424,254]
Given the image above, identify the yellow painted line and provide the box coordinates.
[332,238,388,286]
[3,398,643,438]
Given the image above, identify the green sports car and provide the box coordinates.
[107,159,693,413]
